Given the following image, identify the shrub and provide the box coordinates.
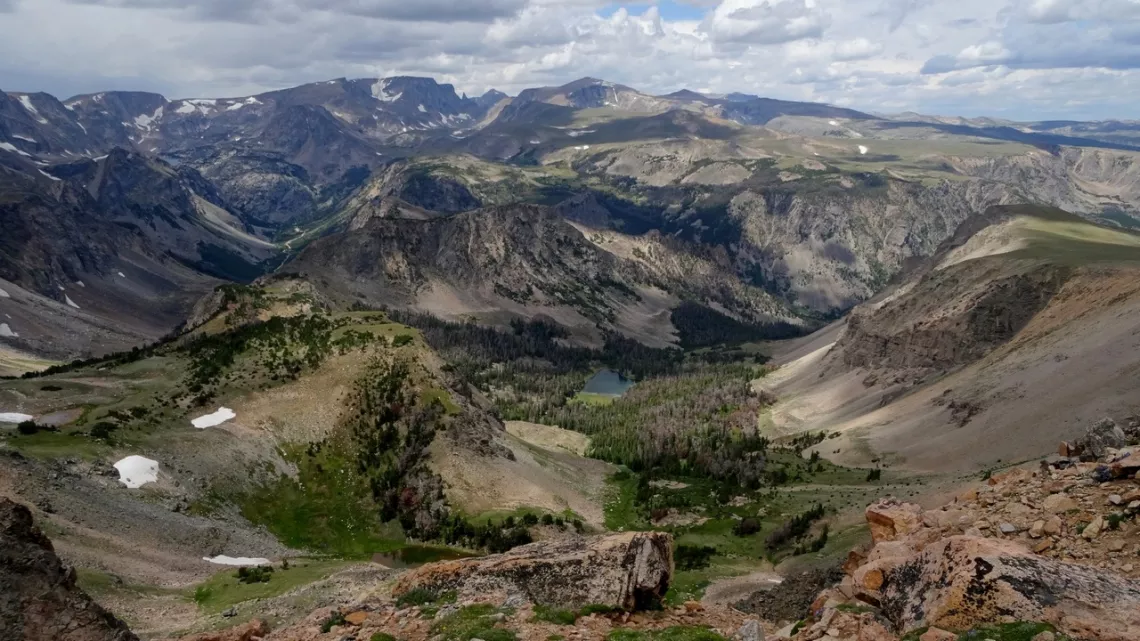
[540,514,554,526]
[533,605,577,625]
[396,587,445,607]
[235,566,274,584]
[371,634,399,641]
[320,611,347,633]
[674,544,716,571]
[766,504,825,551]
[16,420,38,435]
[392,334,415,347]
[732,518,760,537]
[865,469,881,482]
[90,421,118,441]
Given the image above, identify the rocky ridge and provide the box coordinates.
[0,497,138,641]
[792,419,1140,641]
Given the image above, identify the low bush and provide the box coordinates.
[234,566,274,584]
[674,544,716,571]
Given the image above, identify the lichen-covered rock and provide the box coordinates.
[392,532,673,610]
[1079,418,1128,459]
[878,535,1140,641]
[0,498,138,641]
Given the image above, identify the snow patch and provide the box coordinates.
[114,455,159,489]
[117,271,126,278]
[574,145,591,150]
[828,120,839,126]
[134,106,164,130]
[0,142,31,157]
[75,281,85,288]
[0,323,17,338]
[38,169,61,182]
[12,134,35,143]
[64,295,79,309]
[371,79,402,102]
[417,104,427,113]
[174,102,198,115]
[567,130,594,138]
[203,555,271,567]
[858,145,869,155]
[226,102,245,111]
[244,97,262,105]
[93,155,108,162]
[192,407,236,428]
[18,95,49,124]
[0,288,8,298]
[0,413,34,423]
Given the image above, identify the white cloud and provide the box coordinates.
[0,0,1137,119]
[702,0,829,45]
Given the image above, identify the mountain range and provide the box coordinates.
[7,73,1140,641]
[4,74,1140,368]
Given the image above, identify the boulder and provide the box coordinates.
[1079,418,1127,459]
[392,531,673,610]
[1042,493,1077,514]
[878,535,1140,641]
[0,498,138,641]
[736,618,764,641]
[865,499,923,544]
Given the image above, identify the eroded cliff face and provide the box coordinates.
[0,498,138,641]
[839,262,1069,371]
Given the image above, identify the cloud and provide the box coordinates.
[64,0,527,23]
[702,0,829,45]
[65,0,268,22]
[1,0,1139,120]
[299,0,528,22]
[922,3,1140,74]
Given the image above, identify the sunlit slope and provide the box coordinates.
[758,205,1140,473]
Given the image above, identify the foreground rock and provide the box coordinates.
[0,497,138,641]
[804,484,1140,641]
[876,534,1140,640]
[393,531,673,610]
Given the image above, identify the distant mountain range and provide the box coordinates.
[5,74,1140,367]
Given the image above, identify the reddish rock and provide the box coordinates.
[919,628,957,641]
[843,550,866,575]
[878,535,1140,641]
[865,499,923,544]
[344,611,369,626]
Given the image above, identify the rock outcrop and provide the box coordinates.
[0,498,138,641]
[799,450,1140,641]
[392,531,674,610]
[874,534,1140,640]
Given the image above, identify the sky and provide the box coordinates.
[0,0,1138,121]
